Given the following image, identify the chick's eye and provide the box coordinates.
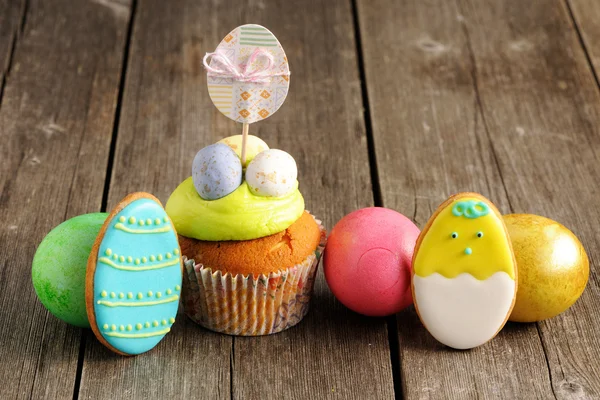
[477,231,484,238]
[451,232,458,239]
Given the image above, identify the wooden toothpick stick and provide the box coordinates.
[241,123,249,165]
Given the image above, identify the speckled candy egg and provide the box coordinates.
[218,134,269,167]
[32,213,108,327]
[246,149,297,197]
[323,208,420,317]
[192,143,242,200]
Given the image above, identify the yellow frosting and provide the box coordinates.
[414,196,515,280]
[165,177,304,241]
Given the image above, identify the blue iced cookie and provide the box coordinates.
[86,193,182,356]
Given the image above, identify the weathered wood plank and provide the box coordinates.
[77,1,232,399]
[568,0,600,76]
[0,0,131,398]
[457,1,600,398]
[0,0,24,93]
[231,0,394,398]
[0,0,22,77]
[77,0,395,399]
[356,0,557,398]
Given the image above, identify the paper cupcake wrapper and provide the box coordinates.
[182,215,326,336]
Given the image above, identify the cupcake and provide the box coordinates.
[165,134,325,335]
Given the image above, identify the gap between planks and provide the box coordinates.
[351,0,592,398]
[565,0,600,92]
[71,1,139,399]
[0,0,28,110]
[70,0,401,397]
[350,0,402,398]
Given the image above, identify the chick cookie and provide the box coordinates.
[86,193,182,356]
[411,193,517,350]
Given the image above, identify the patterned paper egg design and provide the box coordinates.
[192,143,242,200]
[246,149,297,197]
[207,24,290,124]
[218,134,269,167]
[90,195,182,355]
[412,194,517,350]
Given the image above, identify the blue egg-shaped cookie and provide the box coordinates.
[86,193,182,356]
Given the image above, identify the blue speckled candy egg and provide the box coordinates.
[87,193,182,356]
[246,149,298,197]
[192,143,242,200]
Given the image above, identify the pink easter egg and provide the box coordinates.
[323,207,420,316]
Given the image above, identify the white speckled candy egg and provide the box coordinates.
[246,149,297,197]
[192,143,242,200]
[218,135,269,167]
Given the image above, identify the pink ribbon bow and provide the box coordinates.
[203,48,290,84]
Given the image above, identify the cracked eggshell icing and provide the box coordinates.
[166,177,304,241]
[192,143,243,200]
[246,149,297,197]
[218,134,269,167]
[411,193,517,350]
[86,193,182,356]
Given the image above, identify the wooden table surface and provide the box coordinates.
[1,0,599,399]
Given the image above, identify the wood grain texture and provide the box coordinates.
[0,0,24,95]
[77,0,395,399]
[230,0,395,396]
[77,1,233,399]
[457,1,600,398]
[356,0,557,398]
[3,0,598,398]
[0,0,130,398]
[568,0,600,75]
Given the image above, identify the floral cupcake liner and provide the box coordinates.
[182,215,326,336]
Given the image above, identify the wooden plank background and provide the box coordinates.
[0,0,130,398]
[0,0,598,399]
[356,0,556,398]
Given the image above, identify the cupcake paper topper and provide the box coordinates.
[203,24,290,164]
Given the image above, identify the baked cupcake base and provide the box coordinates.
[182,217,326,336]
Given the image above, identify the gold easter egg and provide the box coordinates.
[504,214,589,322]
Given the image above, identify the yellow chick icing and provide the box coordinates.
[412,193,517,350]
[413,195,515,280]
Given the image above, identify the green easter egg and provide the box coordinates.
[32,213,108,328]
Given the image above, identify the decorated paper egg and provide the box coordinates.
[246,149,297,197]
[192,143,242,200]
[412,193,517,350]
[206,24,290,123]
[218,134,269,167]
[323,208,420,316]
[86,193,182,356]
